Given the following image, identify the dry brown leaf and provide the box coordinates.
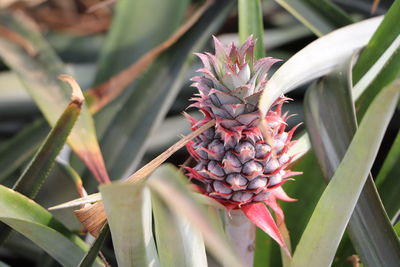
[86,0,117,13]
[371,0,380,14]
[74,202,107,237]
[0,24,37,56]
[75,119,216,235]
[87,0,214,113]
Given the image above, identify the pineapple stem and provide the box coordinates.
[224,210,256,267]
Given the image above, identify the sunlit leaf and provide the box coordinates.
[147,164,242,267]
[258,16,383,116]
[152,193,207,267]
[100,183,160,267]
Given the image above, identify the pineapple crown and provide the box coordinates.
[192,36,281,111]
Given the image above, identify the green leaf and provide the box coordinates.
[147,164,242,267]
[0,88,83,244]
[89,0,189,139]
[352,0,400,84]
[238,0,265,58]
[96,0,235,181]
[93,0,190,85]
[274,0,353,37]
[0,119,48,182]
[259,15,383,116]
[0,185,103,267]
[395,222,400,237]
[78,224,109,267]
[152,193,207,267]
[0,11,109,184]
[291,81,400,267]
[353,0,400,120]
[13,94,82,199]
[304,62,400,266]
[376,131,400,219]
[100,182,160,267]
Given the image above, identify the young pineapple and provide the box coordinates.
[185,36,300,249]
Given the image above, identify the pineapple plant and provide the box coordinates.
[185,36,300,248]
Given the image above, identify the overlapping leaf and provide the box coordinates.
[304,62,400,266]
[291,81,400,267]
[0,185,103,267]
[100,183,159,267]
[147,164,242,267]
[152,193,207,267]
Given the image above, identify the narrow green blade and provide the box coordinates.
[352,0,400,83]
[147,164,242,267]
[0,12,109,184]
[0,82,83,244]
[291,81,400,267]
[238,0,265,58]
[13,88,82,198]
[100,183,160,267]
[274,0,353,36]
[376,131,400,219]
[152,193,207,267]
[78,224,109,267]
[304,62,400,266]
[0,185,103,267]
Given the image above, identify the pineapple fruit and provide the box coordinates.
[185,36,300,249]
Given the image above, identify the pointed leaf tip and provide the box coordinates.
[58,74,85,104]
[242,203,289,256]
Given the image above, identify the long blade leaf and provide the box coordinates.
[352,0,400,84]
[291,81,400,267]
[238,0,265,58]
[376,131,400,219]
[78,224,109,267]
[100,183,159,267]
[0,76,84,244]
[0,185,103,267]
[258,16,383,116]
[304,62,400,266]
[152,193,207,267]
